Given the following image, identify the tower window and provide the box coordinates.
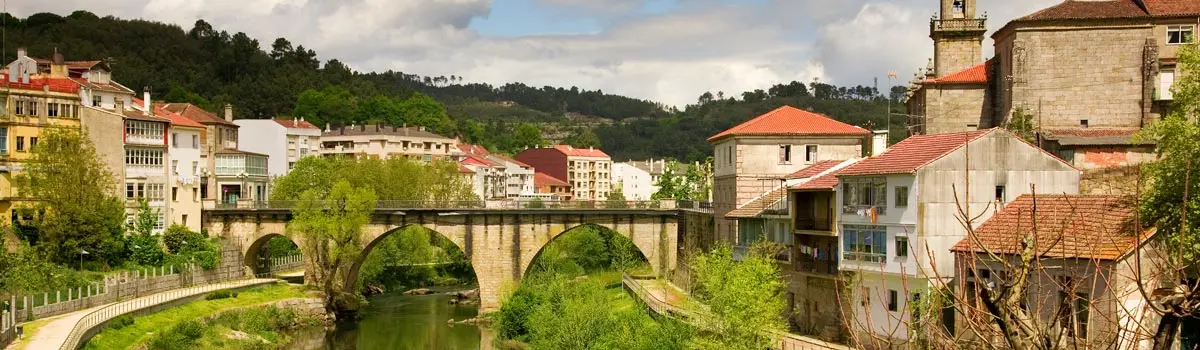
[953,0,965,15]
[1080,119,1089,128]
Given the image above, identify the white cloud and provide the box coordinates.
[7,0,1062,107]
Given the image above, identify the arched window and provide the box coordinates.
[952,0,965,15]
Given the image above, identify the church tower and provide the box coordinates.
[930,0,986,77]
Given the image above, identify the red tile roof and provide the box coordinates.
[708,105,869,142]
[1016,0,1149,21]
[925,60,991,85]
[791,171,842,191]
[125,98,171,123]
[461,155,497,167]
[459,144,490,156]
[534,172,569,187]
[159,107,205,128]
[162,103,237,126]
[1145,0,1200,16]
[837,129,995,176]
[552,145,610,158]
[951,194,1150,260]
[490,153,532,168]
[0,74,81,94]
[274,119,319,129]
[785,160,842,179]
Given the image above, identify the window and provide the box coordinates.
[191,135,199,148]
[728,145,733,165]
[843,225,887,262]
[125,120,165,143]
[16,137,24,152]
[92,95,101,107]
[192,161,199,175]
[0,127,7,154]
[1168,25,1195,45]
[952,0,964,15]
[895,186,909,207]
[1059,288,1090,338]
[125,148,165,167]
[1160,67,1176,100]
[172,187,178,202]
[193,188,199,201]
[1079,119,1088,128]
[47,103,59,117]
[172,160,178,174]
[29,137,37,149]
[181,214,188,226]
[779,145,792,164]
[126,183,136,199]
[806,145,818,163]
[145,184,165,202]
[995,185,1006,203]
[27,101,37,116]
[888,290,899,311]
[896,236,909,258]
[171,133,179,147]
[1059,149,1075,163]
[14,100,23,115]
[842,177,887,214]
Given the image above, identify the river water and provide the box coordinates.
[288,286,491,350]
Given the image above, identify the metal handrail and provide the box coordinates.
[207,199,714,211]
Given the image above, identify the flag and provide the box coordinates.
[81,249,89,255]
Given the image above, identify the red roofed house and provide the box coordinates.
[949,194,1160,348]
[835,128,1079,344]
[457,144,536,199]
[233,117,322,176]
[708,105,873,250]
[157,103,205,231]
[516,145,611,200]
[124,95,173,233]
[905,0,1197,169]
[533,172,572,201]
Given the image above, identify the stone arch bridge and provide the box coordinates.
[203,201,715,310]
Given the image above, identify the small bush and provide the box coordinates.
[108,315,135,330]
[147,319,204,350]
[206,290,235,300]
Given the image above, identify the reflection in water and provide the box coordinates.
[289,287,490,350]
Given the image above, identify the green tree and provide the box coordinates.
[1004,107,1037,142]
[293,86,358,128]
[271,156,474,202]
[651,161,691,200]
[563,128,600,148]
[689,243,786,349]
[399,93,453,133]
[16,127,126,266]
[288,180,377,312]
[126,199,164,266]
[356,95,405,125]
[606,183,629,208]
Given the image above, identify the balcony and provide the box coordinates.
[930,18,986,35]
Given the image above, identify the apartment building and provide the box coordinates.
[161,103,243,202]
[460,150,506,200]
[907,0,1199,169]
[233,118,321,176]
[709,105,870,244]
[612,162,652,200]
[160,106,204,231]
[123,96,172,233]
[458,144,536,200]
[319,124,459,161]
[516,145,611,201]
[834,129,1078,343]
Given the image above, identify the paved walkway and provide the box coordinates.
[623,276,852,350]
[8,278,277,350]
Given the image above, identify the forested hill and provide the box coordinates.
[1,11,904,162]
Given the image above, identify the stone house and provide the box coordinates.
[907,0,1200,169]
[834,128,1079,345]
[709,105,872,245]
[950,195,1162,350]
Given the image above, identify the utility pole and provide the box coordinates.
[886,70,898,135]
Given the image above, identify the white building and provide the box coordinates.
[457,144,536,199]
[612,162,652,200]
[233,118,321,176]
[125,96,171,233]
[834,128,1079,342]
[161,106,204,231]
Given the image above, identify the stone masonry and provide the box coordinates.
[204,209,683,311]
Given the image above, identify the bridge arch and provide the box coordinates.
[243,233,306,277]
[522,223,650,279]
[343,224,478,297]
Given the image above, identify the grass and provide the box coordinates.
[82,284,310,350]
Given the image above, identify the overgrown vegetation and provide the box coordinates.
[356,226,475,293]
[688,243,787,350]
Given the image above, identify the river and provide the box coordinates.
[287,286,492,350]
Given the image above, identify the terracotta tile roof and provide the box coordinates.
[124,98,172,123]
[273,119,319,129]
[159,107,205,128]
[551,145,610,158]
[925,60,991,85]
[458,144,490,156]
[1016,0,1149,21]
[534,172,569,187]
[791,171,842,191]
[462,155,497,167]
[785,160,842,179]
[708,105,869,142]
[1041,128,1151,146]
[1145,0,1200,16]
[0,74,81,94]
[458,164,475,174]
[162,103,237,126]
[725,187,789,218]
[951,194,1150,260]
[490,153,532,168]
[837,129,995,176]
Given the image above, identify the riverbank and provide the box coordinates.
[285,285,486,349]
[83,284,315,349]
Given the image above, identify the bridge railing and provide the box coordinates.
[207,199,714,211]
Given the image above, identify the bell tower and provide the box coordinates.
[930,0,987,77]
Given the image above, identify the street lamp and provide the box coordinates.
[78,248,89,270]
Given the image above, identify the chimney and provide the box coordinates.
[339,125,346,135]
[223,104,233,122]
[143,87,151,113]
[115,98,125,113]
[293,117,298,126]
[325,123,331,132]
[16,47,26,59]
[52,49,64,65]
[419,126,425,132]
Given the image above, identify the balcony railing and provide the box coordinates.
[842,204,886,215]
[794,217,834,232]
[931,18,986,33]
[206,199,715,211]
[843,251,886,263]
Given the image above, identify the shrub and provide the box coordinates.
[108,315,135,330]
[147,319,204,350]
[206,290,235,300]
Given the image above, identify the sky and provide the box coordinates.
[9,0,1061,107]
